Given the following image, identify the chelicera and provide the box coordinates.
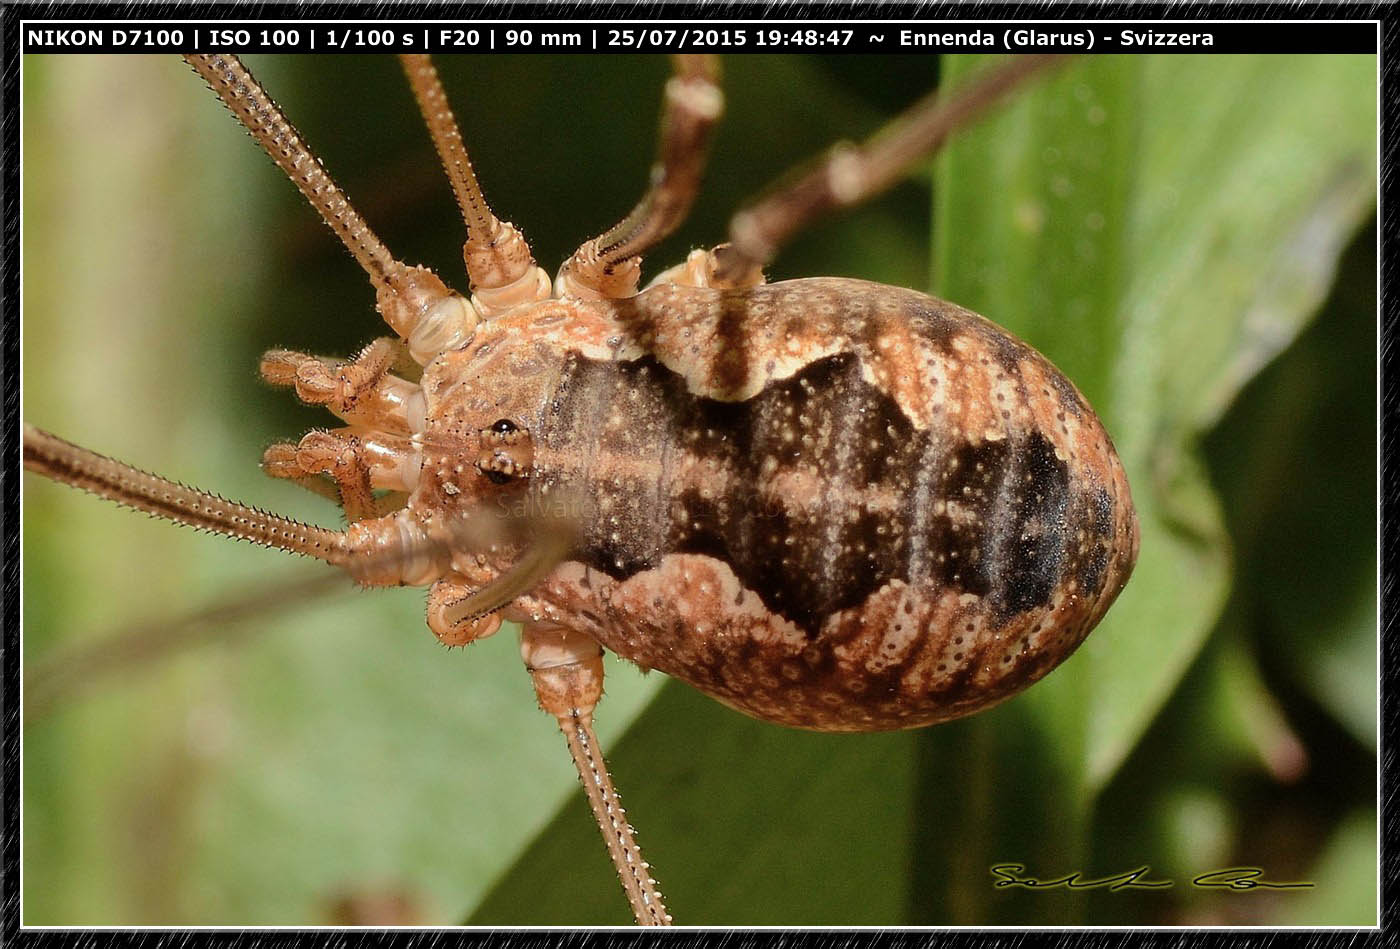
[23,52,1138,925]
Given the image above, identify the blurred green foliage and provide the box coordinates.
[22,53,1375,926]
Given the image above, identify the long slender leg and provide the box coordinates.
[24,423,349,563]
[711,54,1071,286]
[24,570,346,723]
[24,424,448,588]
[182,54,477,363]
[398,54,551,317]
[521,623,672,925]
[559,55,723,300]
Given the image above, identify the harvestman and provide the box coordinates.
[25,52,1140,925]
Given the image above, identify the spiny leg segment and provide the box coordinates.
[522,624,672,926]
[183,53,478,363]
[712,54,1071,285]
[559,55,723,299]
[23,423,454,590]
[398,53,552,316]
[23,424,351,565]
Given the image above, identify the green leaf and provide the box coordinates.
[1204,226,1378,750]
[471,683,920,925]
[934,53,1375,799]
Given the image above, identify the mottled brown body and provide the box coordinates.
[414,277,1138,731]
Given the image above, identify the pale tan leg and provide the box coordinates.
[24,424,443,589]
[283,430,376,522]
[184,54,476,361]
[559,55,723,300]
[23,423,349,563]
[398,54,551,316]
[521,623,671,925]
[261,443,409,517]
[713,54,1071,284]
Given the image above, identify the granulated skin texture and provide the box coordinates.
[418,277,1139,731]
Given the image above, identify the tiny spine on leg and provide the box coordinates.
[521,624,672,926]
